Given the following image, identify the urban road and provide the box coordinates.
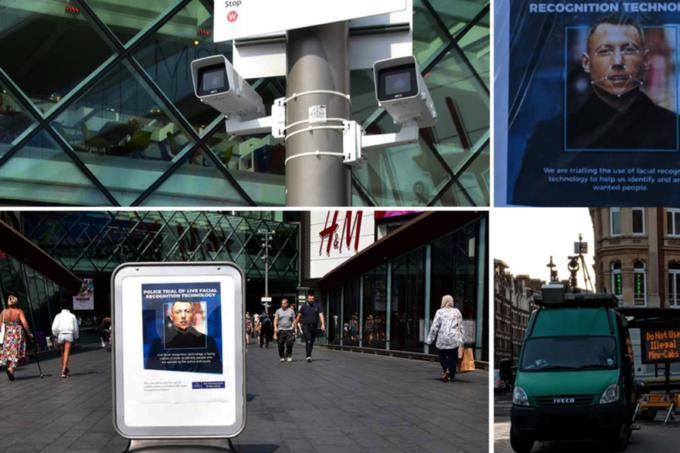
[0,343,488,453]
[495,394,680,453]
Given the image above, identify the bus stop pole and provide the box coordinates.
[285,22,351,206]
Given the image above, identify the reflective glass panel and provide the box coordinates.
[141,147,246,206]
[132,0,233,133]
[350,69,380,127]
[0,83,36,157]
[88,0,179,45]
[353,116,450,206]
[457,11,490,87]
[207,125,286,206]
[362,265,387,349]
[434,143,489,206]
[430,224,480,353]
[343,278,361,346]
[51,61,194,205]
[0,131,111,205]
[429,0,488,38]
[413,0,449,66]
[390,247,425,353]
[0,0,112,113]
[426,48,489,190]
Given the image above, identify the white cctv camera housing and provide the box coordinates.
[373,55,437,128]
[191,55,265,120]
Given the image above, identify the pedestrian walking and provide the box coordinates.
[426,295,464,382]
[253,313,261,341]
[51,299,79,378]
[273,298,296,362]
[245,312,253,344]
[0,293,33,381]
[99,314,112,349]
[258,310,273,348]
[295,293,325,362]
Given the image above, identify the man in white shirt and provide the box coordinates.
[51,300,79,378]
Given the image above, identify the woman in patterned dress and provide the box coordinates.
[0,293,33,381]
[426,294,464,383]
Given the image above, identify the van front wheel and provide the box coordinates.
[510,429,534,453]
[608,424,630,452]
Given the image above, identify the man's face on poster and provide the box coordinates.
[171,302,194,331]
[582,23,647,97]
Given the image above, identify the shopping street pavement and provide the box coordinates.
[494,393,680,453]
[0,343,488,453]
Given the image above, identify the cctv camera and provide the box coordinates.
[191,55,265,120]
[373,56,437,128]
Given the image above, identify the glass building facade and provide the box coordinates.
[321,213,488,360]
[0,210,300,336]
[0,250,63,349]
[0,0,489,206]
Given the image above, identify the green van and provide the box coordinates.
[510,286,637,452]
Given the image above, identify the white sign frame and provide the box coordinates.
[215,0,407,42]
[112,262,246,439]
[231,0,413,79]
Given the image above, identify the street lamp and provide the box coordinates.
[258,229,274,314]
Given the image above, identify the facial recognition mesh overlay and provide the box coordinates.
[506,1,680,207]
[142,282,223,374]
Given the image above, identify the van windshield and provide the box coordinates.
[520,336,618,371]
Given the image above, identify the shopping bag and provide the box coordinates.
[457,347,476,373]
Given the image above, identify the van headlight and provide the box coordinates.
[513,386,530,406]
[599,384,620,404]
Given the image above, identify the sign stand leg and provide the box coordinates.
[126,438,238,452]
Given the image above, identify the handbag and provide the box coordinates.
[0,310,5,344]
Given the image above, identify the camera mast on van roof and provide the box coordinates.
[535,284,619,308]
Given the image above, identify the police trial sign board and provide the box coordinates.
[112,262,246,439]
[214,0,407,42]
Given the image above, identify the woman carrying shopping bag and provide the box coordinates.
[0,293,34,381]
[426,294,464,383]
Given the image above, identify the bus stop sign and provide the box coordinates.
[215,0,407,42]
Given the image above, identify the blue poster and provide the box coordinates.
[506,1,680,206]
[142,282,223,374]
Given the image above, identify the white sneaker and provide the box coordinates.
[280,358,285,362]
[306,357,312,362]
[286,357,293,362]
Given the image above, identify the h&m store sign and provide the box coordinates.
[309,211,375,279]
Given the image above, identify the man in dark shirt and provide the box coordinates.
[513,17,679,206]
[295,294,326,362]
[146,301,221,373]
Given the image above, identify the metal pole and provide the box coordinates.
[424,244,431,355]
[359,275,364,348]
[260,230,272,314]
[264,234,269,301]
[339,285,344,347]
[476,216,487,361]
[386,262,392,351]
[286,22,351,206]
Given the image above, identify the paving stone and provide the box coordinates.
[3,344,488,452]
